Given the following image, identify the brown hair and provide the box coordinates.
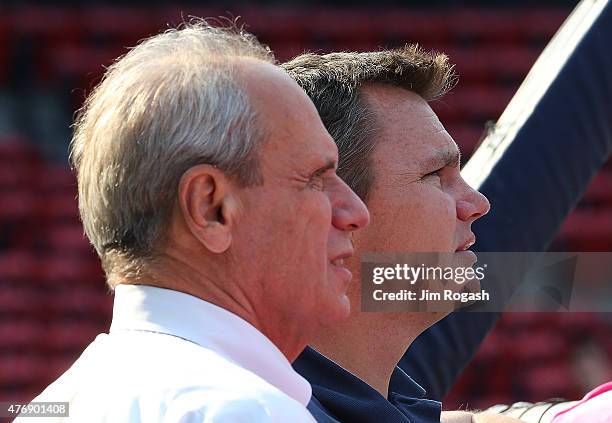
[281,45,457,202]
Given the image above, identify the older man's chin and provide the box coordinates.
[310,269,349,323]
[317,293,352,330]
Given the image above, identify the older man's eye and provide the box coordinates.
[423,169,442,179]
[307,175,325,190]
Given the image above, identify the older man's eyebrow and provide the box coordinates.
[422,149,461,171]
[312,159,337,175]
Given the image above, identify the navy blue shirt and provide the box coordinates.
[294,347,441,423]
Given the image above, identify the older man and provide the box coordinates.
[282,48,520,423]
[19,23,369,422]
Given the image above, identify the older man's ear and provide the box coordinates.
[178,164,238,254]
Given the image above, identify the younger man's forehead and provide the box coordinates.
[420,147,461,171]
[361,84,461,178]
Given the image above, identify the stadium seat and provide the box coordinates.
[376,10,451,46]
[45,320,105,352]
[9,7,85,85]
[470,331,511,362]
[50,44,121,96]
[82,6,161,47]
[39,191,80,225]
[519,9,568,45]
[558,210,612,250]
[0,162,40,191]
[446,10,522,45]
[40,224,91,255]
[512,330,569,361]
[38,254,98,287]
[268,41,305,62]
[524,361,577,400]
[10,7,83,42]
[37,166,76,194]
[0,353,48,386]
[0,320,47,351]
[0,288,44,323]
[0,191,38,222]
[582,171,612,206]
[441,85,515,123]
[239,7,309,44]
[0,135,42,163]
[0,16,12,85]
[44,288,111,322]
[306,10,376,42]
[447,46,540,85]
[0,251,41,283]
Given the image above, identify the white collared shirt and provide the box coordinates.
[19,284,315,422]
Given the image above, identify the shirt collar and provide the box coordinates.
[110,284,312,406]
[389,366,427,399]
[294,346,441,423]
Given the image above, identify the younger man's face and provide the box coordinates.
[354,84,490,261]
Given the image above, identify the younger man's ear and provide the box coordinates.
[177,164,239,254]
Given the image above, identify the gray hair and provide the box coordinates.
[281,45,457,202]
[70,20,274,287]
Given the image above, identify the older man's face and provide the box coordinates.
[231,63,369,338]
[355,84,490,264]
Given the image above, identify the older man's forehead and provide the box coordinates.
[285,125,339,173]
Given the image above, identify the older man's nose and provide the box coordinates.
[457,188,490,222]
[331,179,370,231]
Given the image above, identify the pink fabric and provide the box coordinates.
[552,382,612,423]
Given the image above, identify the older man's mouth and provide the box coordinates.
[329,251,354,285]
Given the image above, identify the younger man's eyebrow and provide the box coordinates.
[422,149,461,171]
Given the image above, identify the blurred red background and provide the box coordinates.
[1,3,611,413]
